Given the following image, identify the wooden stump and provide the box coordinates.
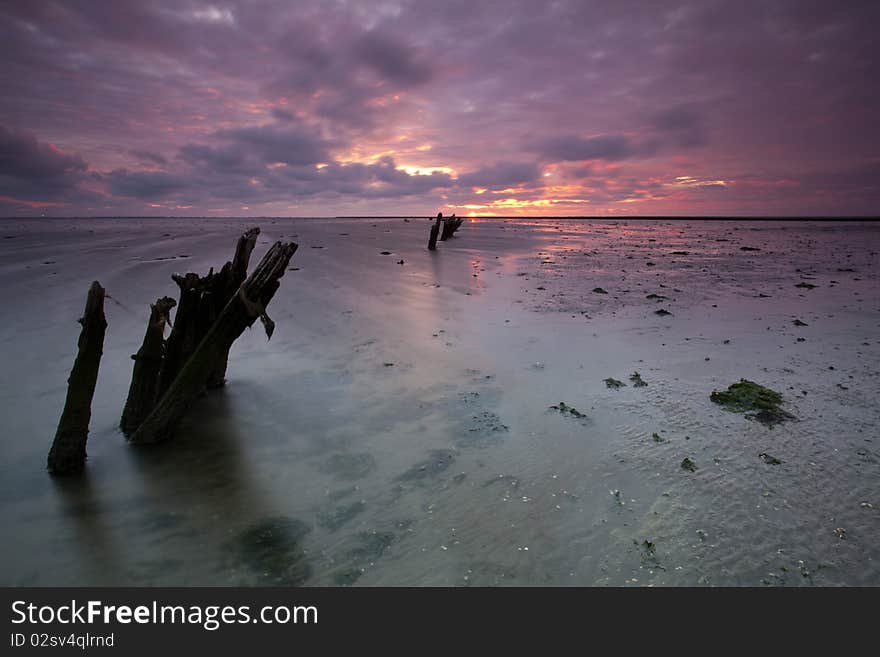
[428,214,442,250]
[206,226,260,388]
[130,241,298,444]
[47,281,107,474]
[440,214,463,241]
[157,272,204,398]
[157,228,261,395]
[120,296,176,436]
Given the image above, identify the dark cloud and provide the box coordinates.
[129,149,167,166]
[650,105,706,148]
[457,162,541,189]
[531,135,634,162]
[104,169,186,198]
[271,108,295,122]
[353,31,434,87]
[215,124,330,166]
[0,126,86,178]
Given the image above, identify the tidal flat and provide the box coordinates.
[0,217,878,586]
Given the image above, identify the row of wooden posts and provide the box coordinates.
[46,215,465,475]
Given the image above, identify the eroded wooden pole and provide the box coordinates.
[428,214,442,250]
[120,296,176,436]
[48,281,107,474]
[206,226,260,388]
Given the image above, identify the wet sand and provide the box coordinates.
[0,217,878,586]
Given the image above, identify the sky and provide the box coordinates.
[0,0,878,217]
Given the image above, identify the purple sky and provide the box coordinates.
[1,0,878,217]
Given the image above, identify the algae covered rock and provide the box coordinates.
[710,379,795,427]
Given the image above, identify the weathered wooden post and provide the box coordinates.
[440,214,462,241]
[130,241,298,444]
[206,226,260,388]
[428,213,442,250]
[157,272,204,398]
[120,296,176,436]
[47,281,107,474]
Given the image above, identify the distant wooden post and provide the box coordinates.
[47,281,107,474]
[120,296,176,436]
[130,241,298,444]
[440,214,462,241]
[428,213,442,250]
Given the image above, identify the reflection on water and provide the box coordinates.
[1,218,879,586]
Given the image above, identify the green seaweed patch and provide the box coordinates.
[792,319,808,327]
[759,453,783,465]
[549,401,587,418]
[604,377,626,389]
[680,457,697,472]
[795,282,817,289]
[629,372,648,387]
[592,287,608,294]
[710,379,795,427]
[652,432,664,443]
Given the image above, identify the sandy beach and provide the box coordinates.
[1,217,878,586]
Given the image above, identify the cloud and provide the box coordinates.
[1,1,878,215]
[650,105,706,147]
[129,149,168,166]
[0,126,86,179]
[214,124,331,166]
[353,31,434,87]
[456,162,541,188]
[530,134,635,162]
[104,169,186,198]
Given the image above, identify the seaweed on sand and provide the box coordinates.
[549,401,587,418]
[629,372,648,387]
[680,457,697,472]
[604,377,626,389]
[710,379,795,427]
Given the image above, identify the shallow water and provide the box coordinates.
[1,217,878,586]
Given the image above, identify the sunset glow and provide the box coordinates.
[0,1,877,216]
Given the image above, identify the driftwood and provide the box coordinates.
[120,296,176,435]
[427,214,442,250]
[130,241,298,444]
[47,281,107,474]
[440,214,463,241]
